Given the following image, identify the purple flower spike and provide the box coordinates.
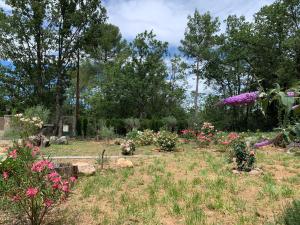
[292,105,300,110]
[221,91,259,106]
[254,140,271,148]
[287,92,295,97]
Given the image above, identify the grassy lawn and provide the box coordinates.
[44,142,300,225]
[42,140,160,156]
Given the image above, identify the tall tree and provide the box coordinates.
[50,0,107,136]
[0,0,54,109]
[179,10,220,112]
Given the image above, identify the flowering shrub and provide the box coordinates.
[254,139,272,148]
[0,144,76,225]
[121,140,136,155]
[135,129,156,146]
[232,140,255,171]
[194,122,216,147]
[180,129,196,141]
[220,91,259,106]
[155,131,178,151]
[9,113,43,139]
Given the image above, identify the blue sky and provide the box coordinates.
[1,0,276,48]
[0,0,276,98]
[103,0,276,48]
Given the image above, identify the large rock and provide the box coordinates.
[116,158,134,168]
[42,137,50,147]
[56,136,68,145]
[72,162,96,176]
[49,136,58,144]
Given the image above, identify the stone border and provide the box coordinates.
[48,154,162,160]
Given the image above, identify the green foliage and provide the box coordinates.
[126,129,139,140]
[155,131,178,151]
[124,118,140,131]
[232,141,256,171]
[6,114,43,139]
[277,199,300,225]
[24,106,50,124]
[0,144,75,225]
[162,116,177,131]
[99,126,115,140]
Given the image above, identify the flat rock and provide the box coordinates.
[249,168,263,175]
[116,158,134,168]
[72,162,96,175]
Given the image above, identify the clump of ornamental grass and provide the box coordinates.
[121,140,136,155]
[0,143,76,225]
[277,199,300,225]
[155,131,178,151]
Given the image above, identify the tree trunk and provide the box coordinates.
[194,60,200,113]
[75,49,80,136]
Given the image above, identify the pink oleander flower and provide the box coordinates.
[50,176,62,183]
[31,146,40,157]
[11,195,21,202]
[26,142,34,149]
[61,181,69,192]
[220,91,259,106]
[228,132,239,140]
[48,171,59,179]
[254,140,271,148]
[8,149,17,159]
[221,141,230,145]
[31,160,55,172]
[52,183,61,190]
[26,187,38,198]
[292,105,300,110]
[44,199,54,208]
[2,171,8,180]
[70,176,77,182]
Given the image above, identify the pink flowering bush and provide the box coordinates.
[180,129,196,142]
[0,144,76,225]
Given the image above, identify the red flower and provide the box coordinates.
[11,195,21,202]
[26,187,38,198]
[31,146,40,157]
[44,199,54,208]
[2,171,8,180]
[52,183,61,190]
[8,149,17,159]
[26,142,34,149]
[70,176,77,182]
[31,160,55,172]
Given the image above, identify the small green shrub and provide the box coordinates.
[277,199,300,225]
[155,131,178,151]
[5,114,44,139]
[162,116,177,131]
[24,105,50,124]
[126,128,139,140]
[99,126,115,140]
[232,140,256,171]
[124,118,140,131]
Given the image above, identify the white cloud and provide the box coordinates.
[104,0,276,46]
[0,0,11,11]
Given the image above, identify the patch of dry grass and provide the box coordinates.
[44,143,300,225]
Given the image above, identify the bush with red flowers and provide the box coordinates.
[180,129,196,142]
[0,144,76,225]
